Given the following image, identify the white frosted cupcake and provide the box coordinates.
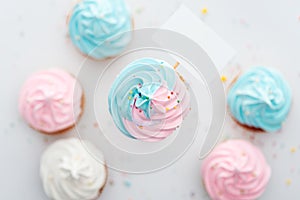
[40,138,107,200]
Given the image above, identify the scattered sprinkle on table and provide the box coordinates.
[285,179,292,186]
[201,7,208,15]
[220,75,227,82]
[290,147,296,153]
[123,180,132,188]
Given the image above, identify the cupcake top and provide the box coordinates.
[227,67,291,132]
[19,69,83,134]
[40,138,107,200]
[201,140,271,200]
[108,58,191,142]
[68,0,132,60]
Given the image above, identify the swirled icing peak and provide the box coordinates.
[40,138,107,200]
[202,140,271,200]
[19,69,83,134]
[68,0,132,59]
[228,67,291,132]
[108,58,191,142]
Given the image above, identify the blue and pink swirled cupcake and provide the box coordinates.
[227,67,291,132]
[67,0,133,60]
[108,58,191,142]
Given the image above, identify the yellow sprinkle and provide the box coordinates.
[173,62,180,70]
[129,90,133,94]
[174,106,177,109]
[285,179,292,186]
[128,96,132,100]
[138,126,143,129]
[290,147,296,153]
[201,7,208,14]
[221,75,227,82]
[166,107,170,111]
[179,75,185,82]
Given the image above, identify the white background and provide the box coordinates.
[0,0,300,199]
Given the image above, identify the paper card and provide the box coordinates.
[161,5,236,72]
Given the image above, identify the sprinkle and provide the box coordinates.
[220,75,227,82]
[128,96,132,100]
[129,90,133,94]
[240,189,245,194]
[93,122,98,128]
[174,106,177,109]
[123,180,132,188]
[171,91,174,95]
[150,106,152,109]
[166,107,170,111]
[173,62,180,69]
[138,126,143,129]
[139,110,142,113]
[201,7,208,14]
[109,180,114,186]
[167,96,170,99]
[177,100,180,103]
[43,137,49,143]
[285,179,292,186]
[290,147,296,153]
[179,75,185,82]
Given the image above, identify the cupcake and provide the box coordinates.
[227,66,291,132]
[40,138,107,200]
[201,140,271,200]
[19,69,84,134]
[67,0,133,60]
[108,58,191,142]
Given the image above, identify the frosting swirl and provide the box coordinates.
[108,58,191,142]
[227,67,291,132]
[40,138,107,200]
[19,69,83,134]
[201,140,271,200]
[68,0,132,59]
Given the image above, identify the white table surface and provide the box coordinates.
[1,0,300,199]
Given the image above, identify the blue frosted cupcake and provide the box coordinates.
[227,67,291,132]
[67,0,133,60]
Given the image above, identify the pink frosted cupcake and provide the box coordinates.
[19,69,84,134]
[201,140,271,200]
